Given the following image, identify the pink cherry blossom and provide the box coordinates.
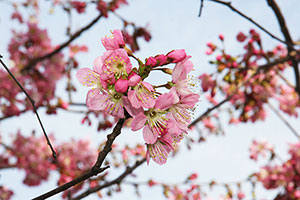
[101,30,125,50]
[128,81,156,109]
[101,49,132,82]
[146,133,174,165]
[131,92,177,144]
[87,90,126,118]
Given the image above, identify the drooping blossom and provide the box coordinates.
[131,92,178,144]
[146,133,174,165]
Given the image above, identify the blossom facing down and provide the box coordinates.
[146,133,174,165]
[131,92,177,144]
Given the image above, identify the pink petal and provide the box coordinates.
[128,74,141,86]
[180,93,200,108]
[93,56,103,74]
[76,68,99,87]
[122,96,144,117]
[128,90,142,109]
[86,88,101,106]
[155,92,176,110]
[87,93,108,111]
[131,112,147,131]
[143,124,158,144]
[172,56,193,83]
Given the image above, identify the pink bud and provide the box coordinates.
[216,55,222,61]
[128,74,141,86]
[155,54,168,65]
[237,192,245,199]
[145,57,157,67]
[115,79,129,93]
[219,34,224,41]
[237,32,247,42]
[167,49,187,63]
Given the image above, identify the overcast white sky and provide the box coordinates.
[0,0,300,199]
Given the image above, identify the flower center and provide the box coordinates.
[113,93,121,100]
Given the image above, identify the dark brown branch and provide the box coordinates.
[198,0,205,17]
[189,54,299,127]
[71,158,146,200]
[32,116,128,200]
[266,0,300,96]
[206,0,288,45]
[0,55,57,159]
[21,13,103,72]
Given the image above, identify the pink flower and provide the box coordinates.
[128,81,156,109]
[71,1,86,13]
[146,133,174,165]
[131,92,177,144]
[88,90,128,118]
[101,49,131,80]
[101,30,125,50]
[171,56,194,96]
[168,88,199,129]
[199,73,216,92]
[167,49,187,63]
[172,56,193,83]
[76,68,103,104]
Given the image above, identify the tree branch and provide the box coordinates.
[32,116,129,200]
[0,55,57,159]
[266,0,300,96]
[206,0,288,45]
[71,158,147,200]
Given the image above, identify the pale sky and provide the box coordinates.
[0,0,300,199]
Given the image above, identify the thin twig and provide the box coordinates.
[266,0,300,96]
[198,0,204,17]
[206,0,288,45]
[32,115,129,200]
[71,158,146,200]
[268,103,300,139]
[0,55,57,159]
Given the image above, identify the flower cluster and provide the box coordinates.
[199,29,299,127]
[76,30,199,164]
[254,142,300,199]
[0,22,65,117]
